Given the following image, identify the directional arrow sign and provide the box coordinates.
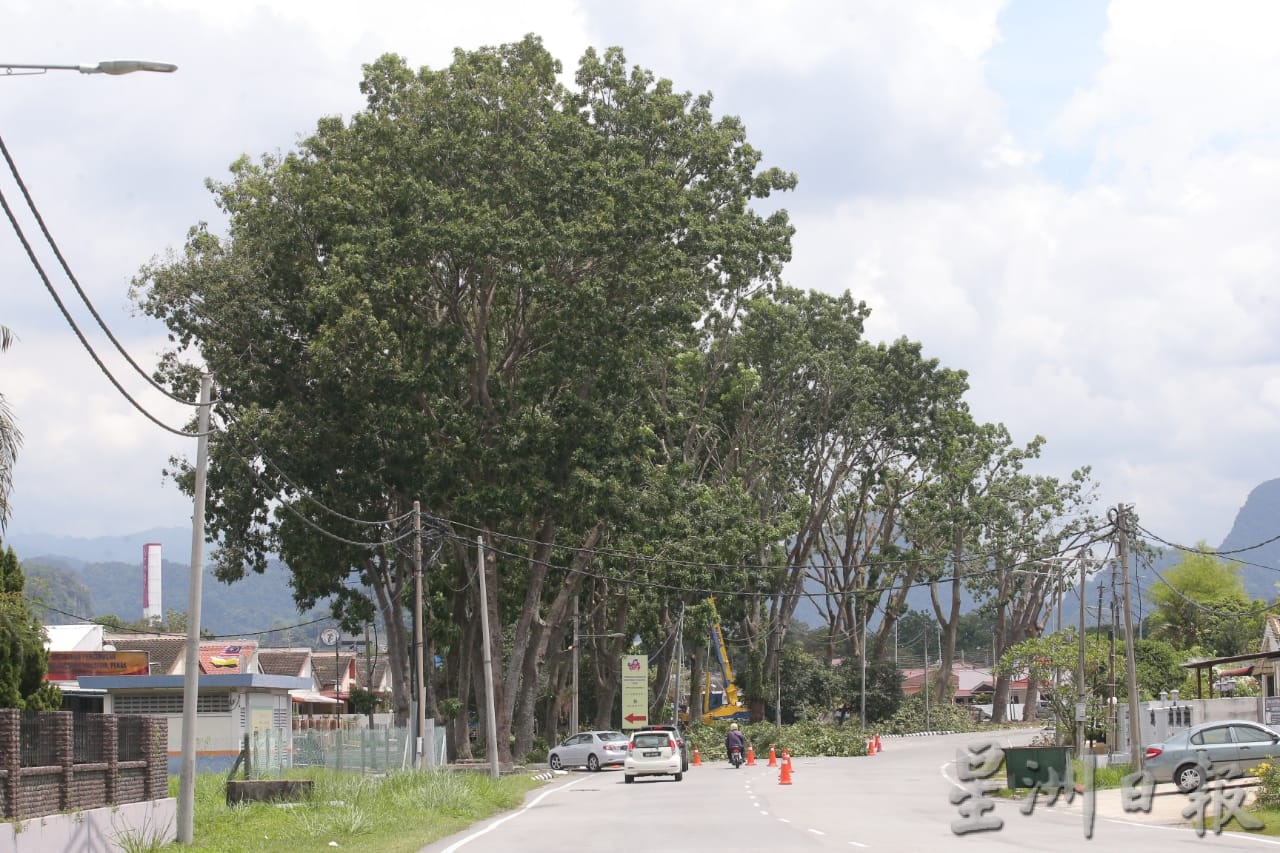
[620,654,648,729]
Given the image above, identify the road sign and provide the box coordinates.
[621,654,648,729]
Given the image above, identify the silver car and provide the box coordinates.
[1143,719,1280,793]
[547,730,629,771]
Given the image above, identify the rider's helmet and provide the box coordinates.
[729,723,739,731]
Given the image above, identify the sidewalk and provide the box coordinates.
[1085,780,1258,828]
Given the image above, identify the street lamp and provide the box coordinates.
[1,60,177,76]
[570,609,624,734]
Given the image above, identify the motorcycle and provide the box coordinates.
[728,746,744,768]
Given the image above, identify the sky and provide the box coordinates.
[2,0,1279,554]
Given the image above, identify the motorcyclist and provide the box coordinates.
[725,722,746,766]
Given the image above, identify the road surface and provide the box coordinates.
[421,731,1280,852]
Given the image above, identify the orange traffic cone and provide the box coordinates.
[867,738,875,755]
[746,743,756,766]
[779,754,793,785]
[768,745,778,767]
[875,733,882,753]
[783,749,793,773]
[692,745,701,766]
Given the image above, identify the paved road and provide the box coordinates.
[421,732,1280,852]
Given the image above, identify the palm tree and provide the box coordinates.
[0,324,20,531]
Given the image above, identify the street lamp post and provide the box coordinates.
[1,60,177,76]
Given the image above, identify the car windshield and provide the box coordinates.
[633,734,670,749]
[598,732,626,742]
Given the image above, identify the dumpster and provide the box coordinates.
[1004,745,1072,790]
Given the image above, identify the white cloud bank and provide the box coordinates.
[2,0,1278,551]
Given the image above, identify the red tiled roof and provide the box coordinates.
[198,641,256,674]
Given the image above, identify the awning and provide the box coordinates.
[291,690,340,704]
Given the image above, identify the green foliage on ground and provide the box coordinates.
[686,720,871,758]
[878,695,979,736]
[175,768,543,853]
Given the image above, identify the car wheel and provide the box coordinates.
[587,754,600,772]
[549,754,563,771]
[1175,763,1204,794]
[674,772,683,782]
[625,774,634,784]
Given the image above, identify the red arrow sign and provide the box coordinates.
[625,713,648,724]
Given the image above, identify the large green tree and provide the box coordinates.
[1148,545,1264,657]
[0,544,60,710]
[134,36,794,766]
[0,324,19,531]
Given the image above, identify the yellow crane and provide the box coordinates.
[702,598,749,723]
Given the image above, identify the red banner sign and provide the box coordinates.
[46,651,150,681]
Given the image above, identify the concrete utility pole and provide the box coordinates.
[413,502,426,767]
[1114,504,1143,770]
[177,374,212,844]
[571,598,579,735]
[1076,551,1089,755]
[673,604,684,724]
[476,536,499,778]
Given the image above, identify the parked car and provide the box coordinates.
[639,724,690,771]
[1143,719,1280,793]
[547,730,629,771]
[625,729,684,783]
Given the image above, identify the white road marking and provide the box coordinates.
[808,828,826,835]
[848,842,870,848]
[438,776,588,853]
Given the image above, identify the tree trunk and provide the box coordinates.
[688,644,706,725]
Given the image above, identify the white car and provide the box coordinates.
[624,730,684,783]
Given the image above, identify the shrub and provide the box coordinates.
[1250,760,1280,809]
[880,695,978,736]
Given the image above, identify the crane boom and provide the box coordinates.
[702,597,748,723]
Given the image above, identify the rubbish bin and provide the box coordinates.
[1004,745,1073,790]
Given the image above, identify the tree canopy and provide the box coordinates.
[132,34,1097,759]
[0,543,59,710]
[1148,545,1264,656]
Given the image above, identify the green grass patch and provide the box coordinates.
[171,769,545,852]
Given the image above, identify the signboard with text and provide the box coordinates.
[46,651,150,681]
[620,654,648,729]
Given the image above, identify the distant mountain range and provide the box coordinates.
[4,527,333,643]
[1215,477,1280,602]
[5,478,1279,639]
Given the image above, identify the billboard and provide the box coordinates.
[46,651,150,681]
[620,654,649,728]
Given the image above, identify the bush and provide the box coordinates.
[1250,760,1280,809]
[523,736,549,765]
[880,695,978,736]
[684,720,868,758]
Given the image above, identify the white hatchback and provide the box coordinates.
[624,730,684,783]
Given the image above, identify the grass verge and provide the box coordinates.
[170,769,545,852]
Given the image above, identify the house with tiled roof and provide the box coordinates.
[197,640,258,674]
[311,652,359,707]
[259,647,338,716]
[105,634,187,675]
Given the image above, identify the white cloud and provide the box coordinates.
[2,0,1279,553]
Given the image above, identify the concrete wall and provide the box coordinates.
[0,798,175,853]
[1117,696,1263,757]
